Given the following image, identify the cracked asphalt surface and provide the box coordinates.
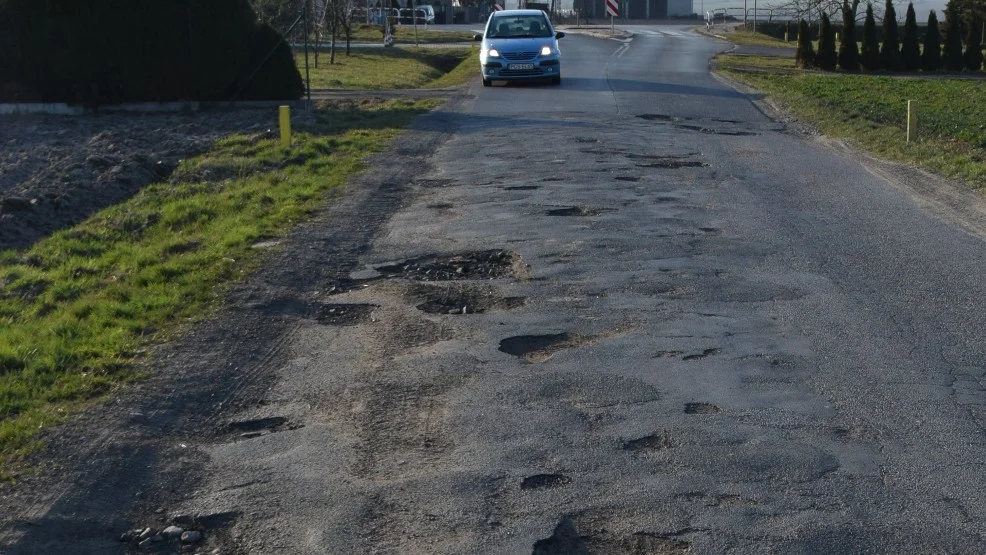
[5,25,986,554]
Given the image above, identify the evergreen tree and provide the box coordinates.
[900,3,921,70]
[944,1,965,70]
[840,4,861,70]
[922,10,943,70]
[796,19,816,68]
[880,0,901,70]
[861,3,881,70]
[817,12,839,70]
[964,17,984,70]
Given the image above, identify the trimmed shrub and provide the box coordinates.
[839,6,861,70]
[880,0,901,70]
[901,3,921,70]
[944,1,965,70]
[922,10,943,71]
[965,18,984,71]
[0,0,303,105]
[861,3,881,70]
[817,13,838,70]
[237,23,306,100]
[796,19,816,68]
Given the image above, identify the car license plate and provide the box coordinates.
[508,63,534,70]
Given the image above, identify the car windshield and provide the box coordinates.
[487,15,552,38]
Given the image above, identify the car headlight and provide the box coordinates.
[487,48,500,58]
[540,45,553,56]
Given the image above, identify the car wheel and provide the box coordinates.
[483,78,492,87]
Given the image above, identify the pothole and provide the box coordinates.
[624,431,676,453]
[533,517,691,555]
[654,196,679,203]
[521,473,572,490]
[682,348,722,361]
[410,283,525,315]
[541,177,565,182]
[499,333,585,363]
[699,227,723,235]
[676,124,757,136]
[636,160,708,169]
[546,206,613,217]
[375,250,526,282]
[615,176,641,182]
[427,202,454,209]
[414,178,455,188]
[636,113,675,121]
[227,416,300,439]
[684,402,721,414]
[653,350,684,358]
[312,303,376,326]
[675,491,755,506]
[575,137,599,143]
[505,185,540,190]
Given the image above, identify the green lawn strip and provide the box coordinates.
[704,28,794,48]
[298,46,474,89]
[344,23,476,43]
[716,54,799,72]
[0,99,438,479]
[719,58,986,188]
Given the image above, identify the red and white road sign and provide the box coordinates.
[605,0,619,17]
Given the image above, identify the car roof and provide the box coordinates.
[490,9,549,17]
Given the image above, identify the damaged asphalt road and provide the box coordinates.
[6,27,986,554]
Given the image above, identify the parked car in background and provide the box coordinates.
[399,5,435,24]
[473,9,564,86]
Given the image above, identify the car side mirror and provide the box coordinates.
[473,33,484,41]
[555,31,566,39]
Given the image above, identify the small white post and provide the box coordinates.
[907,100,917,143]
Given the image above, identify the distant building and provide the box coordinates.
[507,0,695,18]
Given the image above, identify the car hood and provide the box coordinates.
[485,38,555,51]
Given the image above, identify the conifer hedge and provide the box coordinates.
[0,0,303,105]
[861,3,881,70]
[901,3,921,70]
[922,10,943,71]
[817,13,839,70]
[880,0,902,70]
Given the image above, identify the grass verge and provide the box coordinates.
[718,54,986,188]
[344,23,476,43]
[298,46,475,89]
[0,98,438,480]
[704,27,795,48]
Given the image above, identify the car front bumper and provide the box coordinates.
[481,59,560,80]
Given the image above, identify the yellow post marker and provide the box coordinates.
[907,100,917,143]
[279,105,291,147]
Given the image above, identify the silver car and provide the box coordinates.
[473,9,565,86]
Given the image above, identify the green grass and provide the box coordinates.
[0,99,438,479]
[704,27,794,48]
[343,23,476,43]
[718,55,986,188]
[717,54,798,71]
[298,46,475,89]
